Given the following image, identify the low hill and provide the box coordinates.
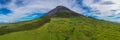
[0,6,120,40]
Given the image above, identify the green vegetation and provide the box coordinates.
[0,6,120,40]
[0,17,50,35]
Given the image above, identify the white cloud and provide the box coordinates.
[82,0,120,22]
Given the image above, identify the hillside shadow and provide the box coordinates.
[0,18,50,35]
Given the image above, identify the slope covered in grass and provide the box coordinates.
[0,17,50,35]
[0,16,120,40]
[0,6,120,40]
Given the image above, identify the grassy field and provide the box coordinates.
[0,6,120,40]
[0,15,120,40]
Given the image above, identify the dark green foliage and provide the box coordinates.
[0,17,50,35]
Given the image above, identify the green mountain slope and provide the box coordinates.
[0,6,120,40]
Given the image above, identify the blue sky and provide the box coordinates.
[0,0,120,23]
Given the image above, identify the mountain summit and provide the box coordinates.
[45,6,80,17]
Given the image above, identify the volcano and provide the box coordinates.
[0,6,120,40]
